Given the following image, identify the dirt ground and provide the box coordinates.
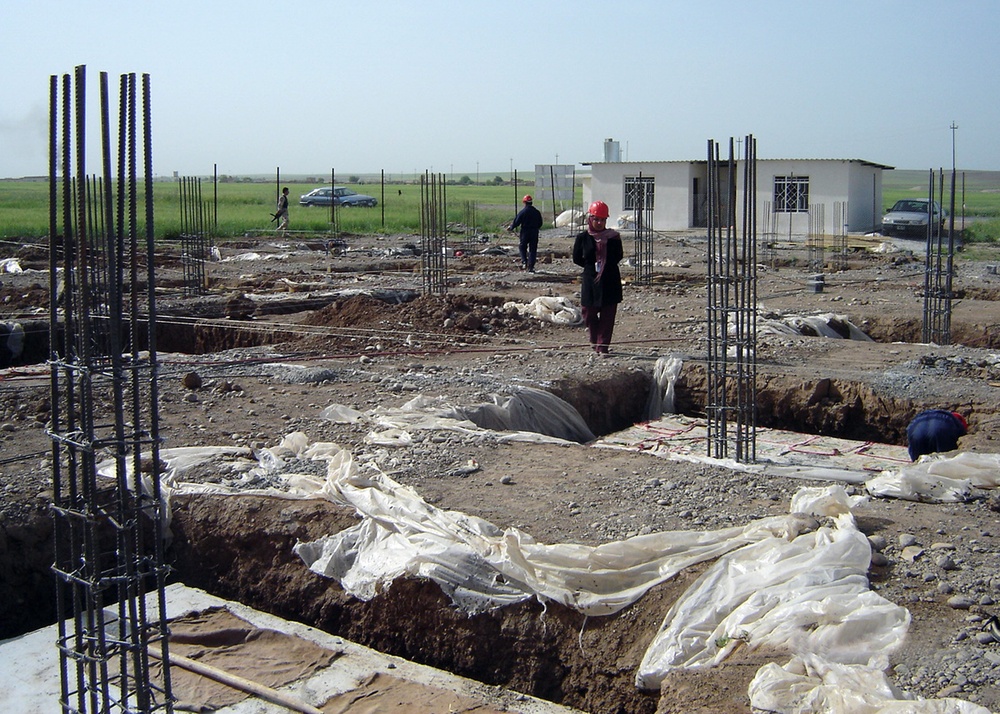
[4,226,1000,712]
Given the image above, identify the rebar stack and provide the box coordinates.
[48,66,173,713]
[420,171,448,295]
[632,175,654,286]
[178,176,211,296]
[705,136,758,463]
[832,201,849,272]
[759,201,777,268]
[807,204,825,272]
[922,169,956,345]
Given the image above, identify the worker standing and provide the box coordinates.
[509,194,544,272]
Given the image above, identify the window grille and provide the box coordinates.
[773,175,809,213]
[624,176,655,210]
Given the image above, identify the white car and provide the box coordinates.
[299,186,377,208]
[881,199,946,237]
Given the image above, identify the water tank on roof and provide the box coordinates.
[603,139,621,163]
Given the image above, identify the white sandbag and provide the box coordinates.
[555,209,585,228]
[503,296,582,326]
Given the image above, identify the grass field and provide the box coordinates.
[0,179,547,242]
[3,169,999,243]
[882,169,1000,242]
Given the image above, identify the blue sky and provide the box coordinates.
[3,0,998,179]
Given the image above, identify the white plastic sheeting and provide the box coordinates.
[759,312,873,341]
[866,451,1000,503]
[749,656,990,713]
[637,494,908,688]
[103,433,997,712]
[645,356,683,420]
[295,438,818,615]
[322,390,595,445]
[1,257,23,273]
[503,296,583,326]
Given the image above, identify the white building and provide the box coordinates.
[581,158,893,236]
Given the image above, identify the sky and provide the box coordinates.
[3,0,999,179]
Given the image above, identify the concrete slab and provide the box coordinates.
[0,583,584,713]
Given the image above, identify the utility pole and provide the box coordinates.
[950,121,958,172]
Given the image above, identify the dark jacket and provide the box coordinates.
[906,409,967,460]
[511,204,543,238]
[572,230,623,308]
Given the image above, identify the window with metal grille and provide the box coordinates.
[623,176,655,210]
[773,176,809,212]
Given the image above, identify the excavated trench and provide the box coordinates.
[2,299,988,711]
[0,362,939,713]
[160,365,936,714]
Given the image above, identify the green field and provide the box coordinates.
[882,169,1000,242]
[3,169,999,243]
[0,179,552,243]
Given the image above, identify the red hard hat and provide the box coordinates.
[522,194,533,203]
[952,411,968,431]
[588,200,610,219]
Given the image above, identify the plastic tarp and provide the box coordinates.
[1,258,23,273]
[865,451,1000,503]
[295,439,818,615]
[759,312,873,341]
[322,390,595,445]
[636,490,908,688]
[104,433,995,711]
[645,356,683,420]
[749,656,990,713]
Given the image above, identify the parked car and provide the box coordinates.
[881,199,946,237]
[299,186,378,208]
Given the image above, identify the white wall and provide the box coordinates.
[588,159,887,235]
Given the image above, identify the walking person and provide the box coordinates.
[509,194,544,272]
[274,186,290,236]
[573,200,623,356]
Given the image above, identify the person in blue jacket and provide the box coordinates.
[906,409,968,461]
[509,194,544,272]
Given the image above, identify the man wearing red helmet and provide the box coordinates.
[573,200,623,356]
[906,409,968,461]
[509,195,544,272]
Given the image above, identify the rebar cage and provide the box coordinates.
[48,66,173,713]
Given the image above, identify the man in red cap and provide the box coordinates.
[509,195,544,272]
[906,409,968,461]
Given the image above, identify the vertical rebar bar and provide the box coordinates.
[922,168,954,345]
[705,136,757,463]
[49,64,173,714]
[420,171,448,295]
[632,174,653,286]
